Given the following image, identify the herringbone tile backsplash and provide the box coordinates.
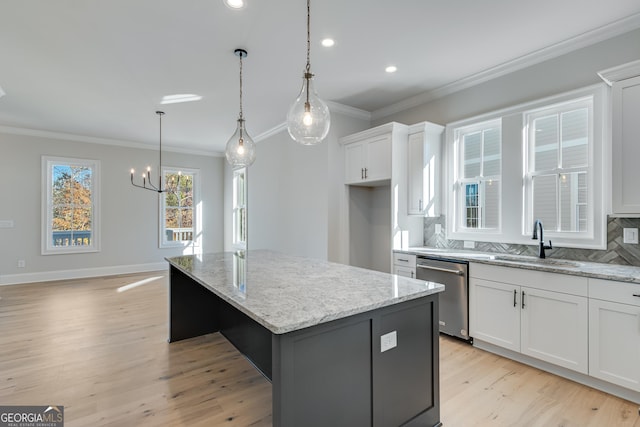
[423,216,640,266]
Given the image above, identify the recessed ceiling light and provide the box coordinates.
[385,65,397,73]
[224,0,245,9]
[161,94,203,104]
[321,38,335,47]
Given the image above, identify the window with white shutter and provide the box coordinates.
[524,97,592,237]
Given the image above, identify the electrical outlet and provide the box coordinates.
[623,228,639,244]
[435,224,442,235]
[17,259,26,268]
[380,331,397,353]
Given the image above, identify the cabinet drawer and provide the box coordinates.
[589,278,640,307]
[470,262,587,297]
[393,253,416,267]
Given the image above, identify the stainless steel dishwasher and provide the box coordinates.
[416,256,471,342]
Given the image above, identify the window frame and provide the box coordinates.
[445,84,607,249]
[41,156,101,255]
[159,166,201,250]
[449,118,503,239]
[523,96,594,240]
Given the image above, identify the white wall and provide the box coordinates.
[0,131,224,284]
[227,112,370,262]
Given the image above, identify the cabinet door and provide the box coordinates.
[520,287,588,374]
[394,265,415,278]
[589,299,640,391]
[407,133,425,214]
[364,135,392,182]
[469,278,520,352]
[612,75,640,213]
[345,142,365,184]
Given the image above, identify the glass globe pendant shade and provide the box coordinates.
[287,73,330,145]
[225,118,256,168]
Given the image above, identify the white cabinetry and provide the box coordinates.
[407,122,444,216]
[588,278,640,392]
[393,252,416,278]
[344,133,392,185]
[470,263,588,374]
[598,60,640,214]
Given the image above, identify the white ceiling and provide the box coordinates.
[1,1,640,155]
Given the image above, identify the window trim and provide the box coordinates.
[449,118,503,240]
[159,166,201,250]
[523,96,595,240]
[41,156,101,255]
[445,83,607,249]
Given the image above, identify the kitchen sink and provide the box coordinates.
[488,254,581,268]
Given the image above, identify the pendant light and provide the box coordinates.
[286,0,330,145]
[225,48,256,168]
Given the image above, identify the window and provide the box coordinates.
[446,84,606,248]
[524,97,592,237]
[232,168,247,250]
[452,120,501,232]
[159,167,200,249]
[42,156,100,254]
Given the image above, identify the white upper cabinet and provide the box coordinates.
[407,122,444,216]
[341,123,408,186]
[599,60,640,214]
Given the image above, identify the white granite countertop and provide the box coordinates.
[397,247,640,285]
[166,250,445,335]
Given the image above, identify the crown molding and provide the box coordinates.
[372,12,640,121]
[597,59,640,85]
[254,122,288,142]
[0,125,221,157]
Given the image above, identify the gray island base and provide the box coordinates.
[166,250,445,427]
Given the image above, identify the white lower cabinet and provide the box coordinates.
[470,263,588,374]
[393,252,416,278]
[588,278,640,392]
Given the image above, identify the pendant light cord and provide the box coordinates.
[158,111,163,189]
[239,52,244,121]
[306,0,311,75]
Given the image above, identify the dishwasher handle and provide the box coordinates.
[416,264,464,276]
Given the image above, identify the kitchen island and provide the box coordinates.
[166,250,444,427]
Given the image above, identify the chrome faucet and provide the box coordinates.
[532,219,552,259]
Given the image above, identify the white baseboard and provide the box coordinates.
[0,262,168,285]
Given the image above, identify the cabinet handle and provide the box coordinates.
[522,290,526,309]
[633,294,640,298]
[397,258,409,262]
[364,167,368,179]
[419,199,423,211]
[411,271,414,278]
[361,168,364,179]
[513,289,517,307]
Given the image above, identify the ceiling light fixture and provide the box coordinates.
[286,0,330,146]
[224,0,245,9]
[130,111,179,193]
[321,38,335,47]
[225,48,256,168]
[385,65,397,73]
[161,94,202,104]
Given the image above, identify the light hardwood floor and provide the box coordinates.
[0,272,638,426]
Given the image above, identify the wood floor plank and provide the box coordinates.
[0,272,638,426]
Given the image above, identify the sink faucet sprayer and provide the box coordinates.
[532,219,552,259]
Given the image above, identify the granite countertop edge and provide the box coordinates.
[396,248,640,285]
[166,253,445,335]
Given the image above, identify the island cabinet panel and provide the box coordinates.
[272,296,440,427]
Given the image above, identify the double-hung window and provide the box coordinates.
[524,97,593,238]
[452,119,501,233]
[42,156,100,254]
[160,167,200,249]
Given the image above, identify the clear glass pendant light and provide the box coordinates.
[286,0,330,145]
[225,49,256,168]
